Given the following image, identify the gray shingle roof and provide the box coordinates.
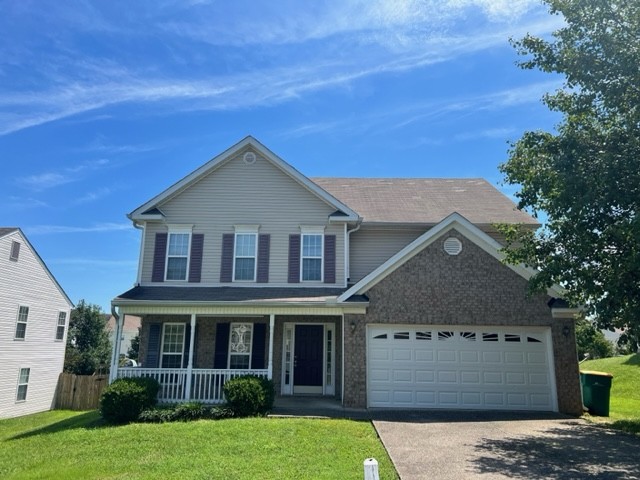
[311,177,536,225]
[115,286,368,304]
[0,227,19,238]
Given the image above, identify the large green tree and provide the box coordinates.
[500,0,640,343]
[64,300,112,375]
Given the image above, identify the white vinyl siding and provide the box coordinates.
[139,149,346,285]
[0,230,71,419]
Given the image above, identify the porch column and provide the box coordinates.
[184,313,197,400]
[109,309,124,383]
[267,314,275,379]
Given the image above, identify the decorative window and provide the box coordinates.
[229,323,253,369]
[16,368,30,402]
[55,312,67,341]
[394,331,410,340]
[301,233,323,281]
[15,306,29,340]
[482,333,499,342]
[527,336,543,343]
[161,323,185,368]
[416,331,432,341]
[373,333,388,339]
[505,334,521,343]
[10,241,20,261]
[438,331,455,340]
[460,331,476,341]
[234,233,257,281]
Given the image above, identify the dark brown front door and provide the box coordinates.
[294,325,323,392]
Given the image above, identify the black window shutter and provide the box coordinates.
[324,234,336,283]
[214,322,230,368]
[188,234,204,283]
[257,234,270,283]
[146,323,162,368]
[151,233,168,282]
[182,324,192,368]
[288,234,301,283]
[251,323,266,369]
[220,234,234,283]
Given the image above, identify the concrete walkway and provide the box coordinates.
[372,411,640,479]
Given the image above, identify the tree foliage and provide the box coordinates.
[64,300,111,375]
[500,0,640,336]
[575,318,614,360]
[127,328,140,361]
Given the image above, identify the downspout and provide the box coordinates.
[133,221,145,285]
[345,219,362,284]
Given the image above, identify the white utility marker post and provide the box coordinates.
[364,458,379,480]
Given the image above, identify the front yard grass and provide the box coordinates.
[0,410,397,479]
[580,353,640,435]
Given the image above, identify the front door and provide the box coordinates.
[293,325,324,394]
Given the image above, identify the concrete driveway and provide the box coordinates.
[372,411,640,479]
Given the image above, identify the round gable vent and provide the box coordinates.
[243,151,256,164]
[443,237,462,256]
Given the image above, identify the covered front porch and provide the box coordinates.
[109,288,367,405]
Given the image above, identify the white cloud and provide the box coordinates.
[17,159,111,191]
[25,223,131,235]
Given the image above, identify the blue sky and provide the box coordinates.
[1,0,563,312]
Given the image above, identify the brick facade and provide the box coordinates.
[343,230,582,415]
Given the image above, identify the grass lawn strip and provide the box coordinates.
[580,353,640,435]
[0,410,398,479]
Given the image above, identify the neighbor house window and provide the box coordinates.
[16,368,30,402]
[55,311,67,341]
[166,232,190,281]
[15,306,29,340]
[161,323,185,368]
[234,233,257,281]
[229,323,253,369]
[301,233,323,281]
[10,241,20,261]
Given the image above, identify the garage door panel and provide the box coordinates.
[367,325,556,411]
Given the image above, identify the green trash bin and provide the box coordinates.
[580,370,613,416]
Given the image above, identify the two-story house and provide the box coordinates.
[111,137,582,415]
[0,228,73,419]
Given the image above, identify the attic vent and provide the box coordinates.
[243,152,256,164]
[443,237,462,256]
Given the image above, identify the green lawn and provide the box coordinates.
[0,411,398,479]
[580,353,640,435]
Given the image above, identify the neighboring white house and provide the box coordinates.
[106,314,141,361]
[0,228,73,419]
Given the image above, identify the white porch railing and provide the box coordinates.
[117,368,269,404]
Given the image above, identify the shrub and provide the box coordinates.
[100,377,160,424]
[137,403,234,423]
[223,375,274,417]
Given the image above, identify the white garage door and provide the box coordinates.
[367,325,557,411]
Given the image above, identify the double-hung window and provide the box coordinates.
[55,312,67,341]
[301,231,323,281]
[16,368,30,401]
[15,306,29,340]
[10,241,20,261]
[166,231,190,281]
[161,323,185,368]
[229,323,253,369]
[233,228,258,282]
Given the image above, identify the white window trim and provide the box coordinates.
[16,367,30,402]
[228,322,253,369]
[164,228,192,282]
[55,311,67,341]
[14,305,29,340]
[160,322,186,369]
[300,227,325,283]
[232,226,259,283]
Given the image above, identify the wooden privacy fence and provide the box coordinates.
[55,373,108,410]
